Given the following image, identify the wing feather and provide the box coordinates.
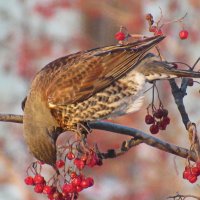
[46,36,165,106]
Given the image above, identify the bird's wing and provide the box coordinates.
[46,35,164,106]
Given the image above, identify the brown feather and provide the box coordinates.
[46,35,165,106]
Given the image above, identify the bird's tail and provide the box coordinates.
[137,56,200,81]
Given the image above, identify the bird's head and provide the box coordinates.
[23,92,62,166]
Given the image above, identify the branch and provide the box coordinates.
[167,193,200,200]
[90,121,196,161]
[169,78,200,155]
[0,114,23,123]
[0,113,197,161]
[169,79,190,128]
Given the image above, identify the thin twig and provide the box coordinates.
[167,193,200,200]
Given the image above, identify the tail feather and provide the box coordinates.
[138,59,200,81]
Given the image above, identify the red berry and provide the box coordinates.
[62,183,75,194]
[66,152,75,160]
[74,158,85,170]
[72,176,82,186]
[56,159,65,168]
[145,114,155,124]
[153,109,164,119]
[188,174,197,183]
[179,30,189,40]
[158,120,167,130]
[76,185,83,192]
[187,78,194,86]
[88,155,98,167]
[196,161,200,169]
[154,29,163,36]
[34,184,44,193]
[53,191,63,200]
[183,170,190,179]
[191,166,200,176]
[115,32,126,41]
[149,26,157,32]
[86,177,94,187]
[70,172,77,179]
[149,124,159,134]
[62,192,70,199]
[80,179,89,188]
[24,176,34,185]
[81,154,88,162]
[43,185,53,195]
[162,116,170,125]
[34,174,45,184]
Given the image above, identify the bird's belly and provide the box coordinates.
[51,72,146,128]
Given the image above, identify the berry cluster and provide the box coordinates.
[145,13,163,36]
[145,13,189,39]
[24,141,102,200]
[183,162,200,183]
[25,172,94,200]
[145,108,170,134]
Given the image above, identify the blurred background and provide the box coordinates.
[0,0,200,199]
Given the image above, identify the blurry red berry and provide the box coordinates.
[188,174,197,183]
[183,170,190,179]
[162,116,170,125]
[191,166,200,176]
[149,124,159,134]
[34,184,44,193]
[196,161,200,169]
[72,176,82,186]
[62,183,76,194]
[53,191,63,200]
[153,109,164,119]
[149,26,157,32]
[145,114,155,124]
[76,185,83,192]
[81,154,88,162]
[158,120,167,130]
[43,185,53,195]
[179,30,189,40]
[24,176,34,185]
[86,177,94,187]
[70,172,77,179]
[154,29,163,36]
[115,32,126,41]
[187,78,194,86]
[66,152,75,160]
[74,158,85,170]
[56,159,65,168]
[34,174,45,184]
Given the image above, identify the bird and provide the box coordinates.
[23,35,200,167]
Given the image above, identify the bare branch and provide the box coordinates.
[99,137,143,159]
[169,79,189,128]
[90,121,196,161]
[0,113,197,161]
[167,193,200,200]
[0,114,23,123]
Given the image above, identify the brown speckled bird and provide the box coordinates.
[23,35,200,166]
